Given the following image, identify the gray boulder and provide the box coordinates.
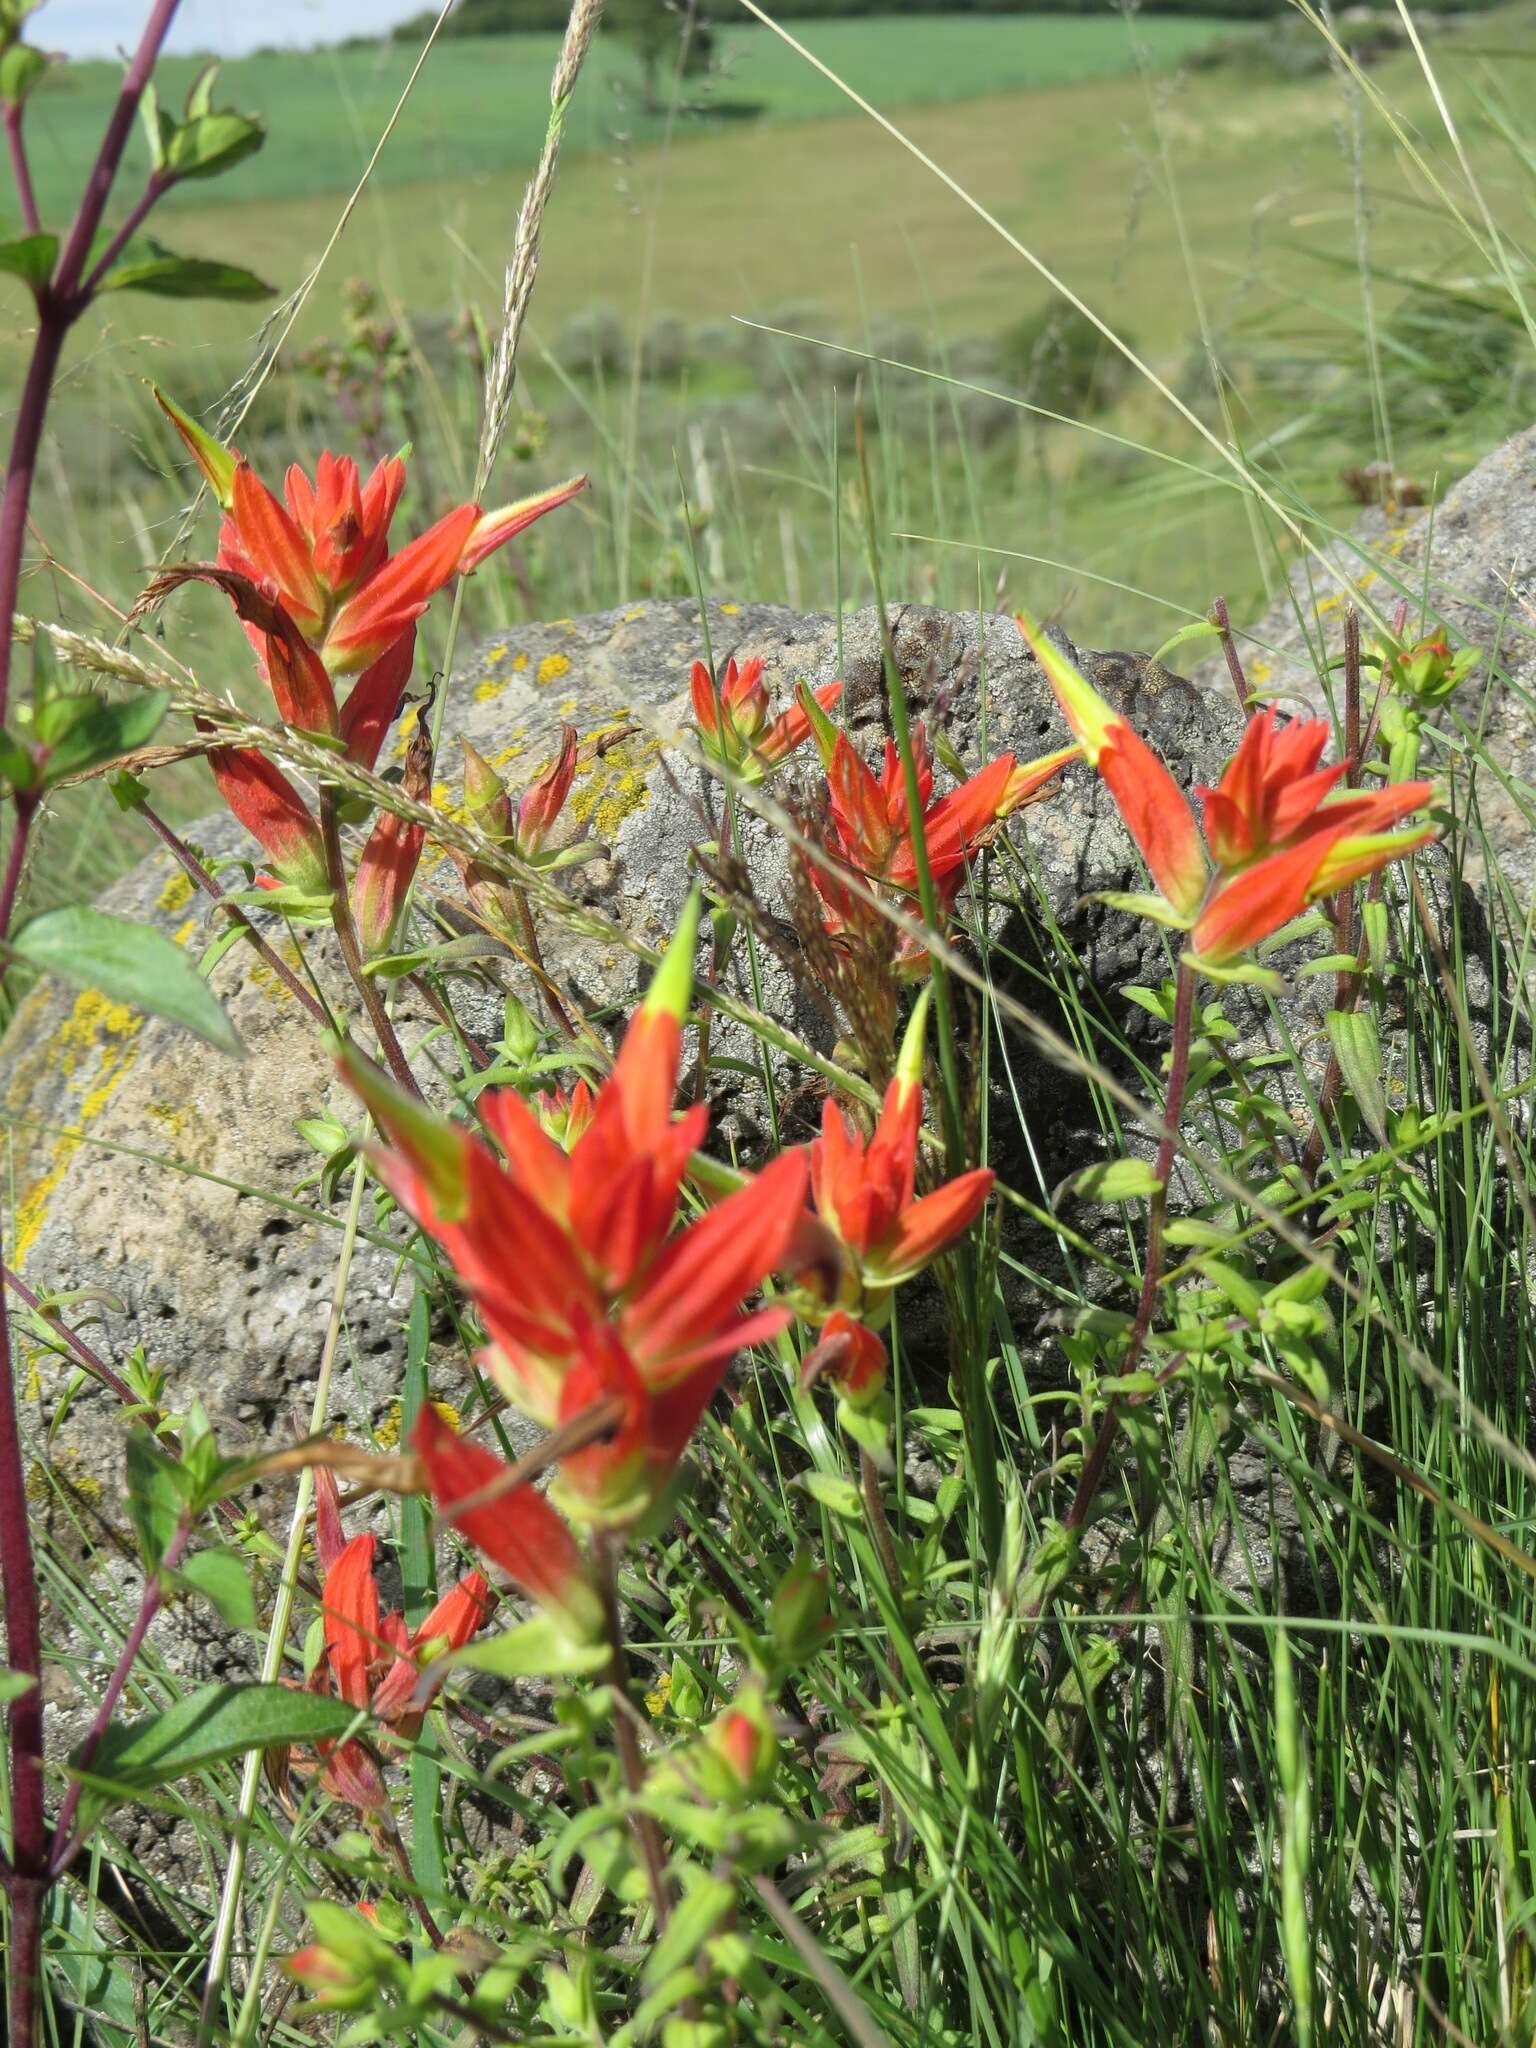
[7,597,1247,1536]
[1200,424,1536,906]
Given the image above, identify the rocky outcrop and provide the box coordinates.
[6,597,1249,1531]
[1201,425,1536,903]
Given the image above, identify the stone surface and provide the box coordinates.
[6,596,1250,1542]
[1197,423,1536,904]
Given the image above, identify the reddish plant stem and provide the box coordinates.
[3,104,39,236]
[0,316,66,723]
[138,800,330,1026]
[48,1520,192,1878]
[1208,597,1250,713]
[0,1264,139,1411]
[78,171,170,297]
[0,793,36,942]
[320,792,424,1099]
[0,11,184,2035]
[50,0,182,299]
[1063,958,1198,1536]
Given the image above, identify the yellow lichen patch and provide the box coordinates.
[11,990,144,1268]
[428,1398,462,1431]
[490,742,527,771]
[485,642,510,664]
[156,869,195,915]
[146,1102,189,1142]
[27,1452,104,1508]
[557,697,578,716]
[431,780,455,812]
[511,652,529,672]
[568,721,660,840]
[1248,657,1272,687]
[391,703,421,762]
[171,916,198,948]
[720,602,741,616]
[645,1670,673,1716]
[624,608,646,623]
[536,652,572,688]
[374,1398,403,1450]
[474,676,508,704]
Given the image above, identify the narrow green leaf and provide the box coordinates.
[78,1683,360,1808]
[11,905,241,1054]
[798,1471,862,1519]
[0,1669,37,1703]
[643,1872,734,1989]
[1057,1157,1162,1205]
[450,1616,608,1679]
[95,237,272,301]
[1326,1009,1389,1145]
[125,1432,184,1568]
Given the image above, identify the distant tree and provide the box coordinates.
[608,0,714,111]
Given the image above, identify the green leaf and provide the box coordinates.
[1086,889,1194,930]
[95,237,272,302]
[172,1549,257,1632]
[0,41,46,108]
[10,905,241,1054]
[1326,1009,1389,1145]
[0,1668,37,1703]
[125,1432,185,1567]
[449,1616,608,1680]
[643,1872,734,1989]
[0,230,56,292]
[0,726,37,793]
[77,1683,361,1810]
[798,1471,862,1519]
[166,109,265,181]
[38,689,169,787]
[1057,1157,1162,1205]
[1151,618,1221,666]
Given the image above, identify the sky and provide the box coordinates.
[34,0,427,58]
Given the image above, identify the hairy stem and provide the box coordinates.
[320,792,423,1097]
[1064,958,1198,1536]
[1209,596,1250,713]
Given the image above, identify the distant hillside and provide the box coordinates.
[392,0,1496,31]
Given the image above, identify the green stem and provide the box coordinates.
[1064,957,1198,1537]
[595,1531,674,1933]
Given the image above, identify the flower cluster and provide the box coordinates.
[1017,610,1436,978]
[805,716,1077,973]
[152,390,585,951]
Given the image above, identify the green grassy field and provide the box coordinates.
[8,6,1536,900]
[14,15,1228,221]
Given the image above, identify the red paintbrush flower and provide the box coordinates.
[689,654,844,779]
[411,1405,603,1633]
[341,896,811,1521]
[281,1469,490,1815]
[157,387,586,685]
[807,722,1071,972]
[1016,609,1436,974]
[790,992,993,1317]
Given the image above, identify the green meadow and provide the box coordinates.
[8,4,1536,895]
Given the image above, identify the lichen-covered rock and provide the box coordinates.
[6,598,1247,1544]
[1198,424,1536,902]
